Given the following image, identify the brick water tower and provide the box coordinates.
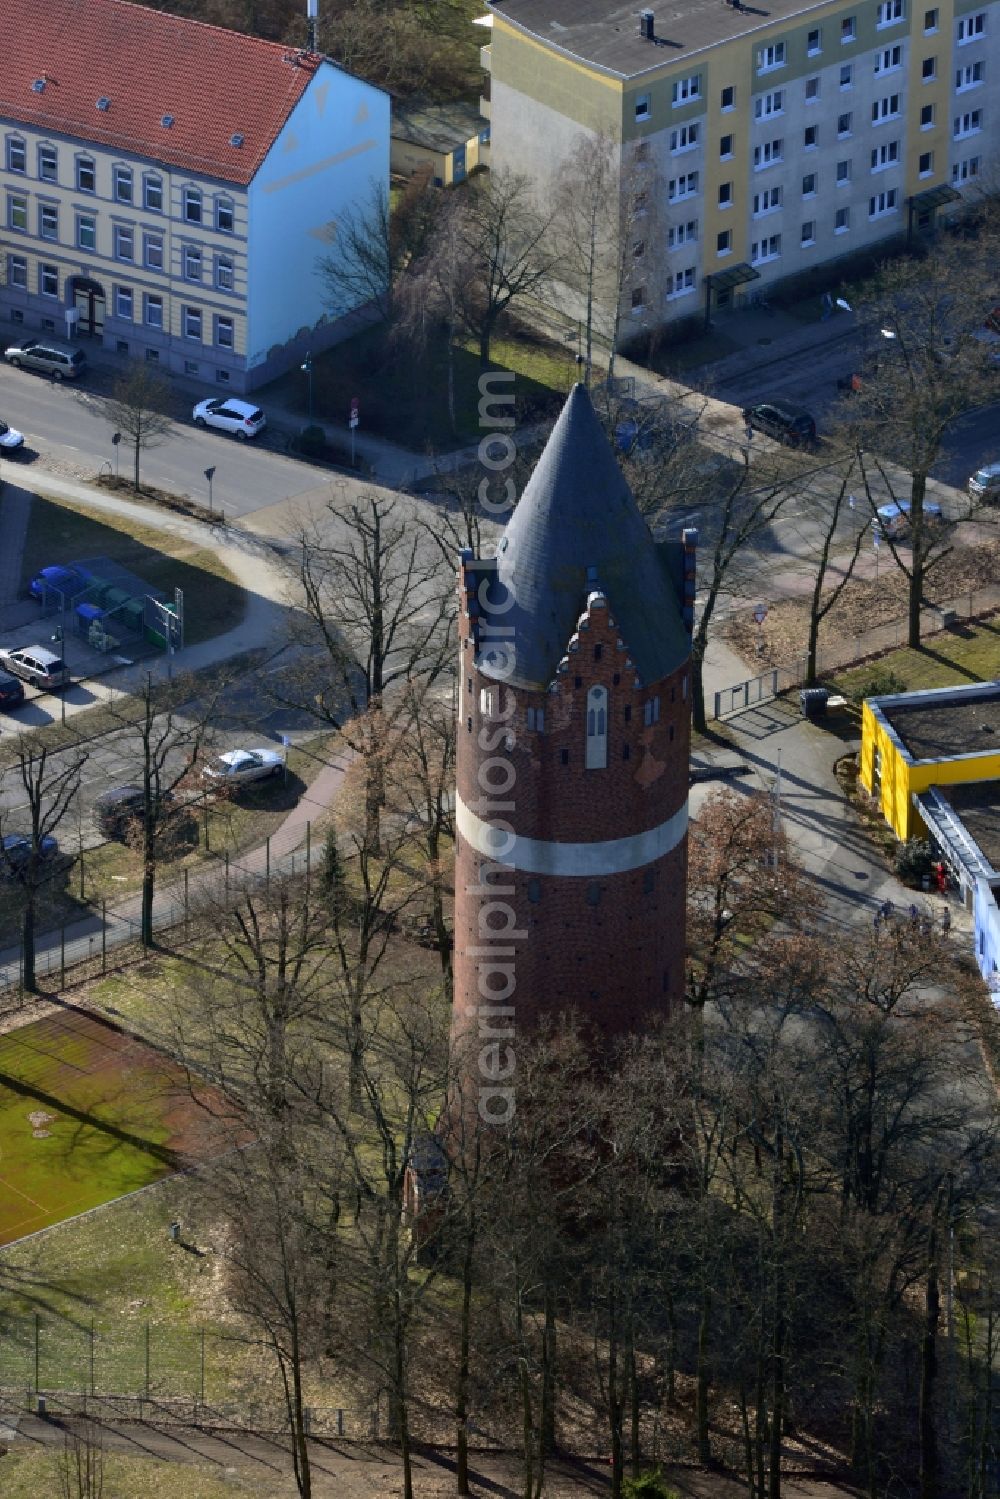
[452,385,694,1118]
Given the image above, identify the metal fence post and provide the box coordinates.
[224,851,229,895]
[90,1319,95,1397]
[60,927,65,989]
[101,902,107,974]
[184,868,190,937]
[266,836,270,891]
[144,1322,151,1400]
[306,822,311,891]
[199,1327,206,1407]
[34,1313,40,1393]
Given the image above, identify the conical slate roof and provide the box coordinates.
[480,384,689,691]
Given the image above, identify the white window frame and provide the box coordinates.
[953,154,981,181]
[717,228,732,255]
[875,44,903,72]
[667,219,698,248]
[182,186,203,224]
[802,172,817,196]
[635,93,651,120]
[921,102,935,128]
[804,124,819,149]
[956,61,984,90]
[143,232,163,271]
[7,254,27,289]
[869,187,899,217]
[669,123,699,152]
[871,139,900,170]
[115,286,133,320]
[753,138,783,169]
[38,203,58,242]
[75,212,96,251]
[215,254,235,292]
[751,233,782,265]
[754,89,784,119]
[585,686,608,769]
[801,220,816,245]
[143,174,163,212]
[918,150,935,176]
[807,27,822,54]
[672,74,701,106]
[836,159,852,185]
[215,197,235,233]
[872,94,901,123]
[667,171,698,202]
[877,0,904,28]
[112,164,133,204]
[76,155,95,193]
[954,109,983,138]
[835,206,851,232]
[757,41,786,73]
[666,265,696,299]
[39,263,59,298]
[113,223,134,262]
[752,185,783,216]
[6,136,26,174]
[215,315,235,350]
[182,244,202,281]
[840,63,854,88]
[37,144,58,183]
[841,16,856,42]
[838,111,853,137]
[957,12,985,43]
[144,294,164,329]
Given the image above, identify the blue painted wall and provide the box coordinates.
[246,60,389,369]
[974,877,1000,1004]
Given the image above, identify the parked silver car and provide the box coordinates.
[192,397,266,440]
[0,645,70,691]
[5,338,87,380]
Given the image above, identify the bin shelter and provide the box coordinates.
[800,687,830,720]
[75,601,105,637]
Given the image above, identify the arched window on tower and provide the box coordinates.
[586,685,608,769]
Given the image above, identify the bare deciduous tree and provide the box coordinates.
[95,360,174,492]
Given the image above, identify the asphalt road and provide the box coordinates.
[0,361,323,519]
[708,321,1000,488]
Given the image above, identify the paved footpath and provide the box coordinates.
[0,1409,859,1499]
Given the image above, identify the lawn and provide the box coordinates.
[0,1007,233,1246]
[22,490,245,646]
[262,323,576,450]
[834,616,1000,697]
[0,1450,281,1499]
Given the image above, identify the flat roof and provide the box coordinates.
[391,101,487,153]
[880,686,1000,761]
[938,781,1000,874]
[489,0,820,78]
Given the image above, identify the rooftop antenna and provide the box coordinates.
[307,0,318,51]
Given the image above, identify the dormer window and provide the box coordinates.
[586,685,608,769]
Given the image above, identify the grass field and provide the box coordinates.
[0,1007,231,1246]
[0,1449,278,1499]
[834,617,1000,697]
[22,491,246,646]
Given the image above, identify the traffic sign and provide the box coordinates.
[349,396,360,431]
[753,603,768,625]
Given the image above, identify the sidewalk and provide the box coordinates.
[0,753,349,988]
[1,462,290,726]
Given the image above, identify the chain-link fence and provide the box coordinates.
[0,1313,366,1437]
[0,817,321,1006]
[713,582,1000,719]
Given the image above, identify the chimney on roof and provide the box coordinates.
[306,0,318,51]
[639,9,655,39]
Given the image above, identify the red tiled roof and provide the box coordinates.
[1,0,321,185]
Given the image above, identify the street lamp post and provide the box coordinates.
[204,465,216,516]
[111,431,121,481]
[301,354,314,424]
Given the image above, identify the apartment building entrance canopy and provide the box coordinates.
[704,263,759,330]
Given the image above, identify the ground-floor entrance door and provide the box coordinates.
[72,278,106,336]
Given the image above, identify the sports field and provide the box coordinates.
[0,1006,229,1245]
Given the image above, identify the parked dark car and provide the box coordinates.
[1,832,58,875]
[0,672,25,710]
[741,401,817,447]
[93,784,173,839]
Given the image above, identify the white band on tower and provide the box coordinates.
[456,793,687,877]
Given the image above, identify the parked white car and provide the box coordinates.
[192,397,266,441]
[202,747,285,786]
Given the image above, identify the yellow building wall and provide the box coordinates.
[860,702,1000,840]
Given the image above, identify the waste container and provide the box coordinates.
[799,687,830,720]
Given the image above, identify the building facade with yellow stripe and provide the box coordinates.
[483,0,996,328]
